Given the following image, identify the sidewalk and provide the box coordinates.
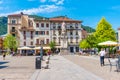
[30,55,103,80]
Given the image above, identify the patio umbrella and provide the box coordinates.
[98,41,118,57]
[98,41,118,46]
[33,46,50,49]
[18,46,32,50]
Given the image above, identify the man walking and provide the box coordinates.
[99,48,106,66]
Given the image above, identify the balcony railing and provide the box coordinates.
[10,29,17,33]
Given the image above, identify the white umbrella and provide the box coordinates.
[18,46,32,50]
[33,46,50,49]
[98,41,118,46]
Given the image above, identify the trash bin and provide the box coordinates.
[35,57,41,69]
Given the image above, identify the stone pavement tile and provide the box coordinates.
[0,56,36,80]
[35,55,103,80]
[63,55,120,80]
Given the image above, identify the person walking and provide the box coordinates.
[99,48,106,66]
[3,52,6,60]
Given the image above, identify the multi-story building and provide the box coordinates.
[8,13,82,54]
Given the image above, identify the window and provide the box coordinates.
[46,39,49,44]
[46,31,49,35]
[41,23,44,27]
[11,20,16,24]
[53,26,56,29]
[12,27,15,32]
[31,36,33,39]
[75,23,78,28]
[58,26,61,29]
[12,34,15,37]
[59,31,61,35]
[24,42,26,46]
[46,23,49,27]
[36,39,39,44]
[31,41,33,45]
[70,37,73,43]
[24,35,26,40]
[76,47,79,52]
[31,31,33,39]
[53,30,56,35]
[41,31,45,35]
[36,31,39,35]
[76,37,79,43]
[70,26,73,28]
[36,23,39,27]
[70,31,73,35]
[23,31,26,35]
[76,31,78,35]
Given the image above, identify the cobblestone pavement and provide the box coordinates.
[32,55,103,80]
[63,55,120,80]
[0,55,36,80]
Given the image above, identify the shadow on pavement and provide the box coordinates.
[0,66,8,69]
[0,61,9,69]
[0,62,9,65]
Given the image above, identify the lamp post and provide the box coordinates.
[40,40,43,60]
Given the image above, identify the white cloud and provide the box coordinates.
[0,5,63,16]
[49,0,64,5]
[40,0,46,3]
[56,0,64,5]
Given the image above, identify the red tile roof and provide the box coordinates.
[8,14,22,17]
[8,12,27,17]
[50,17,82,23]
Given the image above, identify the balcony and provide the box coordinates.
[68,42,79,45]
[10,29,17,34]
[8,23,21,25]
[19,26,35,31]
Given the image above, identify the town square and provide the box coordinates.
[0,0,120,80]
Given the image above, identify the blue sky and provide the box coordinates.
[0,0,120,31]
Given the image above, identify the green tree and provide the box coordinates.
[3,34,18,52]
[49,41,56,53]
[79,39,91,49]
[94,17,116,44]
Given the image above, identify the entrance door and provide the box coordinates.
[70,47,74,53]
[76,47,79,52]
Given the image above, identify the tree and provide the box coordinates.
[79,39,90,49]
[49,41,56,53]
[79,34,97,49]
[94,17,116,44]
[3,34,18,52]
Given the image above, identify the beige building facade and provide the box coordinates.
[8,13,82,54]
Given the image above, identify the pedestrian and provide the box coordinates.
[3,52,6,60]
[47,50,51,56]
[99,48,106,66]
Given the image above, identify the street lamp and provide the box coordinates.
[40,40,43,60]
